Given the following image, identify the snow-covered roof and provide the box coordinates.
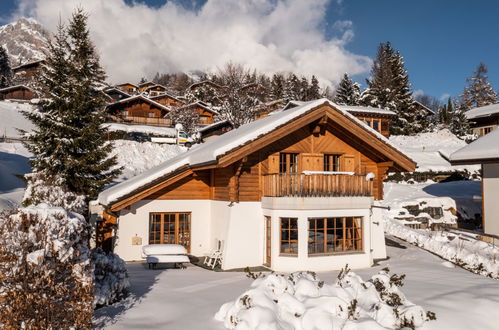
[98,99,413,206]
[12,59,45,71]
[0,84,34,93]
[180,101,219,115]
[465,103,499,120]
[197,120,231,133]
[188,80,226,90]
[413,101,436,115]
[449,128,499,163]
[337,105,396,116]
[106,95,171,112]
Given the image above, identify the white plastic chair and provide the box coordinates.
[204,239,224,269]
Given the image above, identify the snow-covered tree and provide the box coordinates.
[308,75,321,100]
[284,73,300,100]
[271,73,285,100]
[461,62,497,110]
[361,41,422,135]
[300,76,310,101]
[450,101,470,137]
[169,105,200,136]
[334,73,361,105]
[0,45,12,88]
[22,10,120,201]
[0,204,94,328]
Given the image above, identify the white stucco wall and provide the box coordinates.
[483,163,499,236]
[371,202,387,260]
[262,207,374,272]
[115,199,212,261]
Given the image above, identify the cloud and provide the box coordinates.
[439,93,451,101]
[412,89,425,98]
[13,0,372,86]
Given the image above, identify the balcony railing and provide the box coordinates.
[263,172,373,198]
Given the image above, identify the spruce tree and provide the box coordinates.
[300,77,309,101]
[461,62,497,110]
[308,75,321,100]
[450,102,470,137]
[271,73,285,99]
[361,42,420,135]
[0,45,12,88]
[23,10,120,201]
[334,73,360,105]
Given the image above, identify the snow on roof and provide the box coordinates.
[107,95,171,112]
[449,128,499,163]
[197,120,231,133]
[413,101,436,115]
[102,123,176,137]
[0,84,34,93]
[337,105,396,116]
[98,99,410,206]
[465,103,499,120]
[180,101,219,115]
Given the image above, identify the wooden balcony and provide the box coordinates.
[119,116,172,127]
[263,173,373,198]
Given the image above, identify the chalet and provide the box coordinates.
[144,84,168,97]
[0,85,38,101]
[138,81,157,93]
[450,128,499,236]
[116,83,139,95]
[179,102,219,126]
[150,93,184,107]
[465,103,499,136]
[254,99,288,120]
[103,87,130,103]
[96,99,416,272]
[198,120,234,141]
[106,95,172,127]
[284,101,396,137]
[413,100,436,117]
[12,59,45,85]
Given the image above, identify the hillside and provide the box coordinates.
[0,17,48,65]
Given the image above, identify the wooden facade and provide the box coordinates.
[106,95,172,126]
[151,94,184,107]
[107,103,416,213]
[0,85,37,101]
[469,115,499,136]
[12,60,45,85]
[116,83,139,95]
[353,114,392,138]
[138,82,157,92]
[145,85,168,97]
[179,102,217,126]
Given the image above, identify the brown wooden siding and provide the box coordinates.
[148,173,210,200]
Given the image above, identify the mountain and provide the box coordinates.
[0,17,49,66]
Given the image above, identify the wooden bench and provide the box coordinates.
[142,244,190,269]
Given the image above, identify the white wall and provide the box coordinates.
[371,201,387,260]
[263,208,374,272]
[483,163,499,236]
[115,199,212,261]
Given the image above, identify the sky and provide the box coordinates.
[1,0,498,101]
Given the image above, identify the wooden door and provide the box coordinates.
[149,212,191,252]
[265,216,271,266]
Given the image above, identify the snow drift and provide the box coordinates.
[215,268,435,329]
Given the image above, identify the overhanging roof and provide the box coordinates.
[449,128,499,164]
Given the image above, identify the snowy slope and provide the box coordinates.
[0,17,48,65]
[0,142,31,210]
[0,101,35,138]
[110,140,186,182]
[389,129,479,172]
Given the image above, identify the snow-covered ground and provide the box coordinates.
[111,140,186,182]
[384,181,482,221]
[389,129,479,173]
[102,123,177,137]
[0,142,31,210]
[93,239,499,329]
[0,101,35,139]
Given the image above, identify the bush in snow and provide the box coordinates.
[0,204,93,328]
[215,265,435,330]
[92,248,130,307]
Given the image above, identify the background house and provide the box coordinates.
[465,103,499,136]
[450,128,499,236]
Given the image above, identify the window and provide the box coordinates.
[324,154,341,172]
[372,120,380,131]
[483,127,494,135]
[308,217,362,254]
[279,153,298,173]
[148,112,155,118]
[122,110,128,117]
[280,217,298,255]
[149,212,191,251]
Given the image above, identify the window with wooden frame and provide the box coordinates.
[308,217,362,255]
[372,120,380,132]
[280,217,298,255]
[279,153,298,173]
[324,154,341,172]
[149,212,191,251]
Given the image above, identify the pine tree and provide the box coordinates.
[461,62,497,110]
[0,45,12,88]
[308,75,321,100]
[300,77,309,101]
[333,73,360,105]
[450,102,470,137]
[361,41,420,135]
[23,10,120,201]
[271,73,285,100]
